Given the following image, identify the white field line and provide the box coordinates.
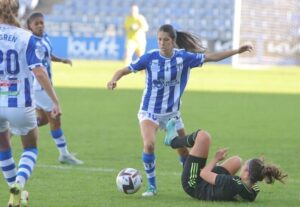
[37,164,299,183]
[37,164,181,176]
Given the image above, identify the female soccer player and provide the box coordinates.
[26,12,83,165]
[0,0,61,206]
[124,4,149,65]
[164,118,287,201]
[107,24,253,196]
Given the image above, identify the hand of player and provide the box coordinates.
[107,80,117,90]
[130,24,139,31]
[238,44,253,54]
[215,148,228,162]
[51,103,62,119]
[62,59,72,66]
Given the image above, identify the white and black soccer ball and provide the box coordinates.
[116,168,142,194]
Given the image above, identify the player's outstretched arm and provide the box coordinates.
[51,54,72,66]
[204,44,253,63]
[200,148,228,185]
[107,67,131,90]
[32,66,62,118]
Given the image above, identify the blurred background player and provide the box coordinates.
[124,4,149,65]
[0,0,61,206]
[27,12,83,165]
[107,24,253,197]
[164,119,287,202]
[18,0,39,19]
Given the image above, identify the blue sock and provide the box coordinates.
[50,128,69,155]
[0,149,17,186]
[142,152,156,189]
[16,148,38,188]
[179,155,187,166]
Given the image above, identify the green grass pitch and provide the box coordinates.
[0,61,299,206]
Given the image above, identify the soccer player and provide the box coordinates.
[124,4,149,65]
[0,0,61,206]
[107,24,253,196]
[164,119,287,201]
[26,12,83,165]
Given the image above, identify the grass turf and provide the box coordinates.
[0,61,299,206]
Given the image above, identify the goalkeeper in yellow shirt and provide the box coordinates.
[124,4,149,64]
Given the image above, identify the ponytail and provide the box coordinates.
[158,24,206,53]
[248,158,287,184]
[261,164,287,184]
[0,0,20,27]
[176,31,206,53]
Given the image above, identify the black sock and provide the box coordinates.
[170,130,200,148]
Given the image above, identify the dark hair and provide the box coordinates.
[248,158,287,184]
[158,24,206,53]
[26,12,43,29]
[0,0,20,27]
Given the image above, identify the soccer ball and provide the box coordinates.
[116,168,142,194]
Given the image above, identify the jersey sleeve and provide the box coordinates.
[215,175,259,202]
[186,52,205,68]
[26,35,43,70]
[230,176,259,202]
[128,53,149,72]
[215,174,235,188]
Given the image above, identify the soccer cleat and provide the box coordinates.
[164,118,178,146]
[59,153,84,165]
[20,190,28,207]
[8,183,22,207]
[142,185,157,197]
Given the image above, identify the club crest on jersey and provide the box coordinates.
[35,42,45,60]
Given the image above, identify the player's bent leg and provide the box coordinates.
[181,155,207,198]
[164,118,177,146]
[219,156,243,175]
[189,130,211,158]
[176,147,189,166]
[176,128,189,166]
[36,108,48,127]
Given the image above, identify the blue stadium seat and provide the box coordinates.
[45,0,234,42]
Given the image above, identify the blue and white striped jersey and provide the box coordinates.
[0,24,42,107]
[32,33,52,91]
[129,49,205,114]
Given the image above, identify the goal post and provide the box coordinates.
[232,0,300,68]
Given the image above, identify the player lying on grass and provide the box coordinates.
[164,119,287,201]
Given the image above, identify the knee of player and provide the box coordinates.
[38,118,49,126]
[196,130,211,144]
[143,142,155,152]
[231,156,243,167]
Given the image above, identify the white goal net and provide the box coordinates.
[232,0,300,68]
